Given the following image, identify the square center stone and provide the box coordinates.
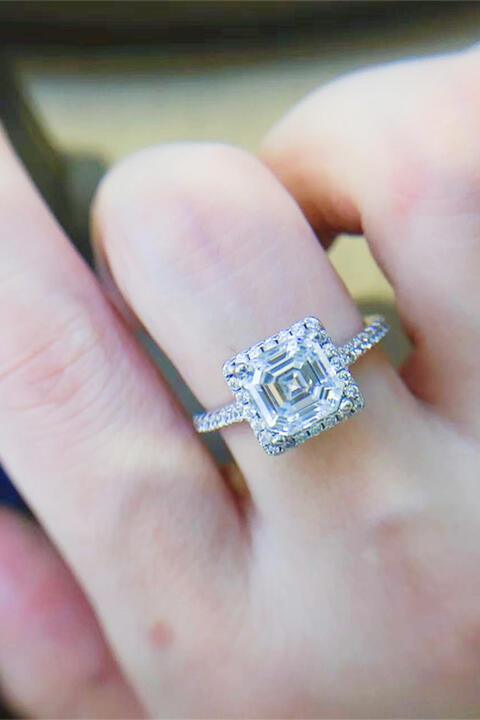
[245,339,344,436]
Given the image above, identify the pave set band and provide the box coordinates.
[194,314,389,455]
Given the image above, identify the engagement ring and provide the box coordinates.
[194,315,389,455]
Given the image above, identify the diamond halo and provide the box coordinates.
[223,317,364,455]
[194,315,388,456]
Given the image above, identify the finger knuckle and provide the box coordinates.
[365,506,480,687]
[95,142,272,271]
[0,296,105,419]
[381,57,480,223]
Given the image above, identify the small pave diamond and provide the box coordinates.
[194,315,389,455]
[339,315,388,367]
[193,402,244,433]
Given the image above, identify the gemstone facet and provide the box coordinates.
[244,339,344,435]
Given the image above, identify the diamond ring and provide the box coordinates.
[194,315,389,455]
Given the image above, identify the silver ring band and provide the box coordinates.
[194,314,389,436]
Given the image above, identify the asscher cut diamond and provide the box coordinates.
[194,314,389,453]
[244,338,345,436]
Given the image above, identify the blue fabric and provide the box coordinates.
[0,466,26,510]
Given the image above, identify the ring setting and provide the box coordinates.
[194,315,389,455]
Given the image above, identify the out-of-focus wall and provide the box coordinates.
[15,4,480,161]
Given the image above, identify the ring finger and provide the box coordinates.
[93,143,405,521]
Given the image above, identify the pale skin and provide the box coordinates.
[0,47,479,718]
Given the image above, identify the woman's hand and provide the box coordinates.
[0,47,480,718]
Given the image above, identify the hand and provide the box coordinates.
[0,47,479,718]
